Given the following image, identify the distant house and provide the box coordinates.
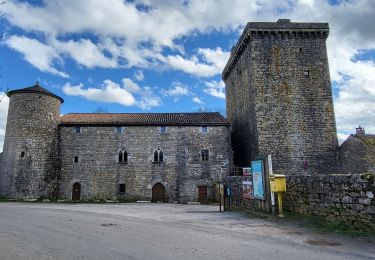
[339,126,375,174]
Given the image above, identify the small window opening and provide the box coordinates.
[116,127,123,133]
[303,69,310,78]
[20,151,25,158]
[153,148,164,163]
[299,47,302,53]
[48,113,53,120]
[74,156,79,163]
[160,126,166,133]
[118,149,128,163]
[75,127,81,133]
[201,149,209,161]
[201,126,208,133]
[119,184,126,193]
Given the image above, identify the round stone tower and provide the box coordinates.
[0,82,63,199]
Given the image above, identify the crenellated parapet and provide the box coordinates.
[222,19,329,80]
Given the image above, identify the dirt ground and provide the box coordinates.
[0,202,373,260]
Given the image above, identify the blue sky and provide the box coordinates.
[1,0,375,151]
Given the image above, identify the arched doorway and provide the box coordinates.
[72,182,81,201]
[152,183,166,202]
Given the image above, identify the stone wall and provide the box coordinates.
[0,93,61,199]
[339,135,375,175]
[224,20,338,175]
[284,174,375,229]
[59,125,231,202]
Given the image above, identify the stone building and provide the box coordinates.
[223,19,338,175]
[0,83,231,202]
[339,126,375,175]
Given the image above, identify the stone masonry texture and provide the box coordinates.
[0,84,232,201]
[0,91,61,198]
[339,134,375,175]
[58,125,231,202]
[285,174,375,230]
[223,19,338,175]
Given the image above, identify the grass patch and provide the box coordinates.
[283,212,373,237]
[0,196,8,202]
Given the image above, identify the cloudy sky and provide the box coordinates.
[0,0,375,151]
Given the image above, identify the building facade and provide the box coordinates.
[223,19,338,175]
[0,84,232,202]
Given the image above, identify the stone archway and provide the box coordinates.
[72,182,81,201]
[152,183,166,202]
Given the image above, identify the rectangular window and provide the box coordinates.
[201,149,209,161]
[201,126,208,133]
[116,126,123,133]
[160,126,166,133]
[119,184,126,193]
[74,156,79,163]
[75,127,81,133]
[20,151,25,158]
[303,69,310,78]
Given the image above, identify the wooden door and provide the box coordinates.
[198,186,208,203]
[152,183,165,202]
[72,182,81,201]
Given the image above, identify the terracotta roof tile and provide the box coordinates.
[59,112,229,126]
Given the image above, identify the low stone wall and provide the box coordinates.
[284,174,375,230]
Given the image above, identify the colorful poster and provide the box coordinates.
[252,160,265,200]
[242,181,253,200]
[242,167,251,176]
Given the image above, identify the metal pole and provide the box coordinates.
[278,192,284,217]
[219,184,222,212]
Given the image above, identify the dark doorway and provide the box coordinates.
[198,186,208,203]
[152,183,166,202]
[72,182,81,201]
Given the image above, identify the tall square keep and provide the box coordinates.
[223,19,338,175]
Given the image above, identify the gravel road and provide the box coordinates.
[0,203,373,260]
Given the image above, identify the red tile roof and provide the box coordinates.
[59,112,229,126]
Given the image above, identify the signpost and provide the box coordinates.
[251,160,265,200]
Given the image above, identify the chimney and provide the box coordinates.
[356,125,365,136]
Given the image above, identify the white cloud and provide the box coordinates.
[50,38,117,68]
[2,0,375,137]
[62,78,160,110]
[0,93,9,152]
[204,80,226,99]
[63,81,136,107]
[162,84,189,97]
[192,96,204,105]
[4,35,68,78]
[134,70,145,81]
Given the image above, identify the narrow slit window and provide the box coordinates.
[154,150,159,162]
[74,156,79,163]
[303,69,310,78]
[118,151,123,163]
[20,151,25,158]
[201,149,209,161]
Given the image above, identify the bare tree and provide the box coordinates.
[93,106,109,113]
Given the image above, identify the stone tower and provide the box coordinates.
[223,19,338,175]
[0,82,63,198]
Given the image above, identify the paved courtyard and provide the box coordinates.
[0,203,374,260]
